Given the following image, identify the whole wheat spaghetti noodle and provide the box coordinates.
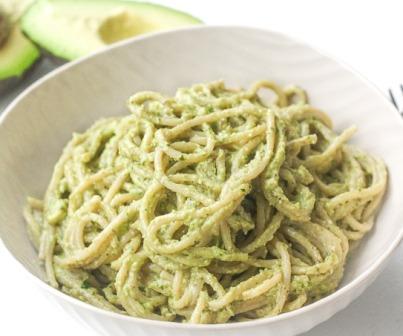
[24,80,387,323]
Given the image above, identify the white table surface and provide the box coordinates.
[1,1,402,335]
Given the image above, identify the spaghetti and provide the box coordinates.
[24,80,387,323]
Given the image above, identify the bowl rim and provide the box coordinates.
[1,24,403,330]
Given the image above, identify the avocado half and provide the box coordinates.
[21,0,202,62]
[0,1,41,93]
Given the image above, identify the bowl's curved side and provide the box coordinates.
[0,25,402,335]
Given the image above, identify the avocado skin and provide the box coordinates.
[0,54,42,94]
[38,46,67,66]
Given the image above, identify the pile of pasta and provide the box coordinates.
[24,80,387,323]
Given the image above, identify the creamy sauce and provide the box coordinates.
[24,80,387,323]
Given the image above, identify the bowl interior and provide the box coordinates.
[1,26,402,292]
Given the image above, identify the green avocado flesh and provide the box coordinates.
[0,25,40,81]
[0,0,40,83]
[21,0,202,61]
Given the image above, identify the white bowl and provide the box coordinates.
[0,26,402,336]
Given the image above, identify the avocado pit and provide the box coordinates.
[0,11,11,47]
